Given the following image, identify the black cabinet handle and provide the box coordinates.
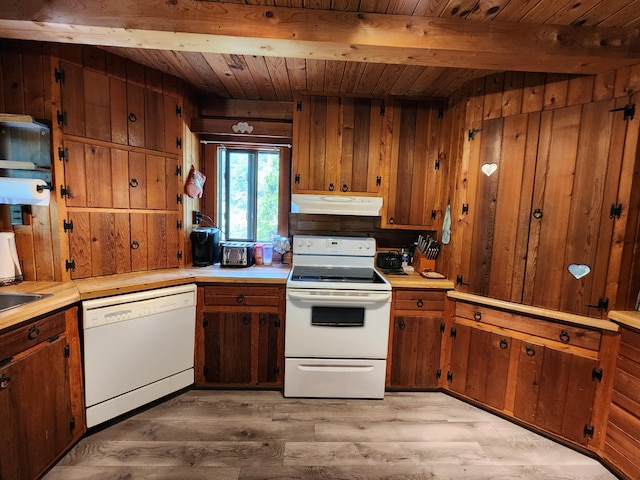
[499,339,509,349]
[237,294,245,304]
[525,345,536,357]
[128,112,137,122]
[130,240,140,250]
[474,311,482,321]
[399,320,405,330]
[341,184,348,192]
[532,209,543,219]
[416,299,423,308]
[388,217,395,224]
[0,374,10,390]
[559,330,570,343]
[129,178,139,188]
[328,183,335,191]
[27,325,40,340]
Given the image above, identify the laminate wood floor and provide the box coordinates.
[44,390,617,480]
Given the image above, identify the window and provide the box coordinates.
[217,147,280,242]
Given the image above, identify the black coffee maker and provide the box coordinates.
[190,227,221,266]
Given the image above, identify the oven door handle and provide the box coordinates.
[287,291,390,305]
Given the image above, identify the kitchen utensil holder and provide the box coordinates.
[412,251,436,272]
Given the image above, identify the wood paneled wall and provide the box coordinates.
[440,66,640,314]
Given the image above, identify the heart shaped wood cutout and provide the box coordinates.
[481,163,498,176]
[568,264,591,279]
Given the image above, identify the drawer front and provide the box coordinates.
[0,312,66,362]
[394,290,445,312]
[204,286,281,307]
[455,302,601,351]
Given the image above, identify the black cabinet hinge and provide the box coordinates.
[70,416,76,433]
[438,106,444,119]
[462,203,469,214]
[203,366,209,377]
[177,194,183,204]
[176,105,182,117]
[376,176,381,186]
[47,334,60,343]
[176,165,182,176]
[177,251,183,260]
[468,128,481,140]
[583,424,595,438]
[456,274,470,286]
[435,157,440,170]
[60,185,71,199]
[273,365,280,377]
[609,203,622,219]
[63,344,70,358]
[177,220,183,230]
[275,318,281,328]
[54,67,65,84]
[58,147,68,162]
[65,259,75,271]
[440,322,445,333]
[436,369,442,379]
[0,356,13,367]
[56,110,67,126]
[63,219,74,233]
[592,367,603,382]
[176,137,182,149]
[431,210,437,220]
[585,297,609,311]
[609,103,635,121]
[294,173,300,184]
[380,104,385,116]
[296,100,302,111]
[446,371,453,382]
[202,316,208,328]
[450,327,457,338]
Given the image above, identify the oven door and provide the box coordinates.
[285,288,391,358]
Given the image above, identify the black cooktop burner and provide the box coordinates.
[291,266,386,284]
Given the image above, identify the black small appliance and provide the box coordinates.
[190,227,220,266]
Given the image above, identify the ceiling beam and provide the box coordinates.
[0,1,638,74]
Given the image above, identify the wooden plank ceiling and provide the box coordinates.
[1,0,640,101]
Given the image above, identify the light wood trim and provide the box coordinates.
[609,311,640,331]
[448,290,620,332]
[190,118,292,138]
[0,2,638,75]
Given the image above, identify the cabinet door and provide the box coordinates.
[388,314,443,388]
[203,311,253,384]
[384,101,442,228]
[513,341,598,445]
[257,312,283,385]
[0,337,73,480]
[448,322,472,395]
[127,82,146,148]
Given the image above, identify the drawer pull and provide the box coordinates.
[130,240,140,250]
[399,320,405,330]
[27,325,40,340]
[559,330,570,343]
[129,178,139,188]
[499,339,509,349]
[0,374,10,390]
[525,345,536,357]
[128,112,137,122]
[237,294,245,304]
[474,311,482,321]
[416,299,423,308]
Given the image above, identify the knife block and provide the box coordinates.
[412,252,436,272]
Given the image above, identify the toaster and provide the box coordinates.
[220,242,255,267]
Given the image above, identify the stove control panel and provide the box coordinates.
[293,235,376,256]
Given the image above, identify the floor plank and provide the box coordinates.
[44,390,616,480]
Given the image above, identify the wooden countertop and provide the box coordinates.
[383,272,455,290]
[608,310,640,331]
[448,291,619,332]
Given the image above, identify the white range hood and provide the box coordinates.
[291,194,383,216]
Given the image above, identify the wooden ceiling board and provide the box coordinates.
[2,0,640,102]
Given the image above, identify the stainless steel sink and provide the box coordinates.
[0,293,52,312]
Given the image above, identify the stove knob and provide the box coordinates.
[305,240,311,247]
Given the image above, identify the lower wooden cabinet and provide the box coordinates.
[386,290,446,389]
[445,294,609,449]
[196,284,284,387]
[0,307,84,479]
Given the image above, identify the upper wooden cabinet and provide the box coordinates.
[58,60,182,154]
[383,100,444,229]
[292,95,390,195]
[457,96,639,317]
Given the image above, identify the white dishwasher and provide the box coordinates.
[82,283,197,428]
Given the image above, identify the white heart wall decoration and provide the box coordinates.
[231,121,254,134]
[568,264,591,279]
[481,163,498,177]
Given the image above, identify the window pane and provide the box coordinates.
[227,152,251,240]
[256,152,279,242]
